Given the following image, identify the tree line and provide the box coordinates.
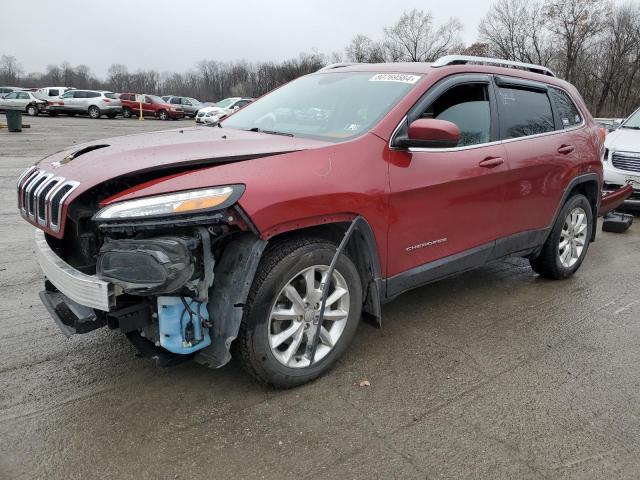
[1,0,639,117]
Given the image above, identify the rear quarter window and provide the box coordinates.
[549,88,582,128]
[497,87,554,139]
[49,89,59,96]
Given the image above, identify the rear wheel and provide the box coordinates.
[158,110,169,120]
[26,104,38,116]
[122,107,132,118]
[88,106,101,119]
[530,194,592,279]
[236,238,362,388]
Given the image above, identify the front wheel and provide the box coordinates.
[158,110,169,120]
[236,238,362,388]
[26,104,38,116]
[122,107,132,118]
[530,193,593,279]
[88,106,100,119]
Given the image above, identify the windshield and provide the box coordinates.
[621,109,640,129]
[221,72,420,141]
[214,98,237,108]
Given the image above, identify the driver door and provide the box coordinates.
[386,74,509,294]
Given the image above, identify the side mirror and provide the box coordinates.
[398,118,460,149]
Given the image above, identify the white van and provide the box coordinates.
[34,87,73,102]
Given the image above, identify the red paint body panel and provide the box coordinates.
[600,185,634,216]
[119,93,184,119]
[22,62,617,284]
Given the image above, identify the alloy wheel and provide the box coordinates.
[558,206,588,268]
[268,265,350,368]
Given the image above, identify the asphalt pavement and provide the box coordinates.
[1,114,639,479]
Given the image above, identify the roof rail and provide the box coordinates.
[432,55,555,77]
[317,62,359,72]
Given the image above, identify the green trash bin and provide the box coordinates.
[5,109,22,132]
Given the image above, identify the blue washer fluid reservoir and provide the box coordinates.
[158,296,212,354]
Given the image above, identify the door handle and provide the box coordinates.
[478,156,505,168]
[558,144,575,155]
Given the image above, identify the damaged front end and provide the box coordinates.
[34,174,266,368]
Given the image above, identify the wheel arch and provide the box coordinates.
[195,217,384,370]
[560,173,600,242]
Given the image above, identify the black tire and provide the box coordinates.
[530,193,593,279]
[122,107,132,118]
[26,104,38,116]
[236,238,362,388]
[88,106,101,119]
[158,109,169,120]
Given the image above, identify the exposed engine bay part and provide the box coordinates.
[97,236,198,295]
[157,296,211,354]
[195,234,267,368]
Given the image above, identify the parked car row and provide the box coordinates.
[0,84,253,121]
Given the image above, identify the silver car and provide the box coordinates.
[162,95,204,118]
[0,90,47,116]
[47,90,122,119]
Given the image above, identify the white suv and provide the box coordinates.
[603,107,640,207]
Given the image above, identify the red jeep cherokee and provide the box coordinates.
[119,92,184,120]
[17,56,632,387]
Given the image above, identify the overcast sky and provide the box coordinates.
[2,0,489,78]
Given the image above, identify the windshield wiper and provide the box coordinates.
[247,127,294,137]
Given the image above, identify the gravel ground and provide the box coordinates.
[1,114,639,480]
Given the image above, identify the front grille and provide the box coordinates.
[17,167,79,232]
[612,152,640,173]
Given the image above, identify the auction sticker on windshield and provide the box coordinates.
[369,73,421,84]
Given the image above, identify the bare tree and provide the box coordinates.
[0,55,23,84]
[383,9,463,62]
[479,0,553,65]
[543,0,611,82]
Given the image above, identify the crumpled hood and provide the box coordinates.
[604,128,640,153]
[38,126,330,186]
[24,126,331,238]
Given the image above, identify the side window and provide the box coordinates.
[74,91,87,98]
[549,88,582,129]
[171,97,181,104]
[4,92,18,99]
[18,92,30,99]
[87,91,100,98]
[497,87,554,139]
[235,100,250,108]
[49,89,59,96]
[61,91,75,99]
[420,83,491,147]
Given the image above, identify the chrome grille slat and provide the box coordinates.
[612,152,640,173]
[16,166,80,233]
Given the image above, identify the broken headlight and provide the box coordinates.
[94,185,244,220]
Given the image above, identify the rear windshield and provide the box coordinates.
[104,92,118,99]
[222,72,421,142]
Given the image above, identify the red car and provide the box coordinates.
[119,92,184,120]
[18,56,632,387]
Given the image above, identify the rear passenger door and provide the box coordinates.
[495,76,582,234]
